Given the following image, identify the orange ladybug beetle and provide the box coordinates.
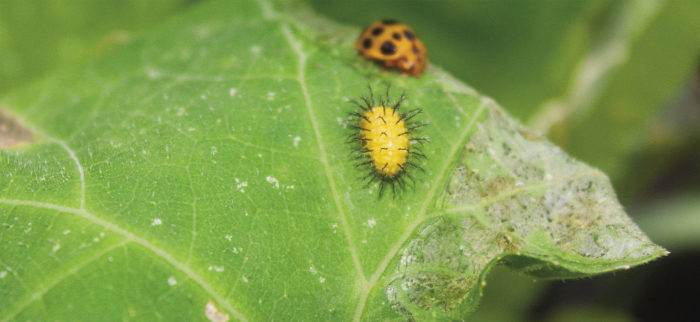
[356,20,427,77]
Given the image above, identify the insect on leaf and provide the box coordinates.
[0,0,664,320]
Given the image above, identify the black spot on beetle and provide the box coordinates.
[382,19,398,25]
[371,27,384,36]
[392,33,401,40]
[412,45,419,54]
[362,38,372,49]
[381,41,397,55]
[402,56,408,62]
[403,30,415,40]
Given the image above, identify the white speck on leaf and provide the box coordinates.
[229,88,238,97]
[0,271,6,279]
[266,176,280,189]
[236,180,248,192]
[63,230,71,235]
[319,277,326,283]
[225,235,232,241]
[168,276,177,286]
[52,244,61,252]
[367,219,376,228]
[251,45,261,55]
[309,266,318,274]
[152,218,162,226]
[242,275,249,283]
[293,136,301,147]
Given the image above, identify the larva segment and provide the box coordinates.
[360,107,409,177]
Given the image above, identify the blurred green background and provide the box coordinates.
[1,0,698,320]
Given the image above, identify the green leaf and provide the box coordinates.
[0,0,664,320]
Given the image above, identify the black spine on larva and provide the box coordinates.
[360,97,372,109]
[350,99,369,111]
[350,112,370,122]
[393,92,407,109]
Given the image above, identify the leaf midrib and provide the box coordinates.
[277,12,368,289]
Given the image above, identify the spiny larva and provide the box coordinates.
[348,86,427,197]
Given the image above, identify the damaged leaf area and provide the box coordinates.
[0,0,663,320]
[376,106,665,320]
[0,110,34,148]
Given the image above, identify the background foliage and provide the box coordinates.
[0,0,698,320]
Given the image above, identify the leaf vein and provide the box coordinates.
[353,96,489,321]
[1,240,129,321]
[278,19,367,284]
[0,198,249,322]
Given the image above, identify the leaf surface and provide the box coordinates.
[0,0,664,320]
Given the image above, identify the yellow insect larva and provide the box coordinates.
[349,86,426,197]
